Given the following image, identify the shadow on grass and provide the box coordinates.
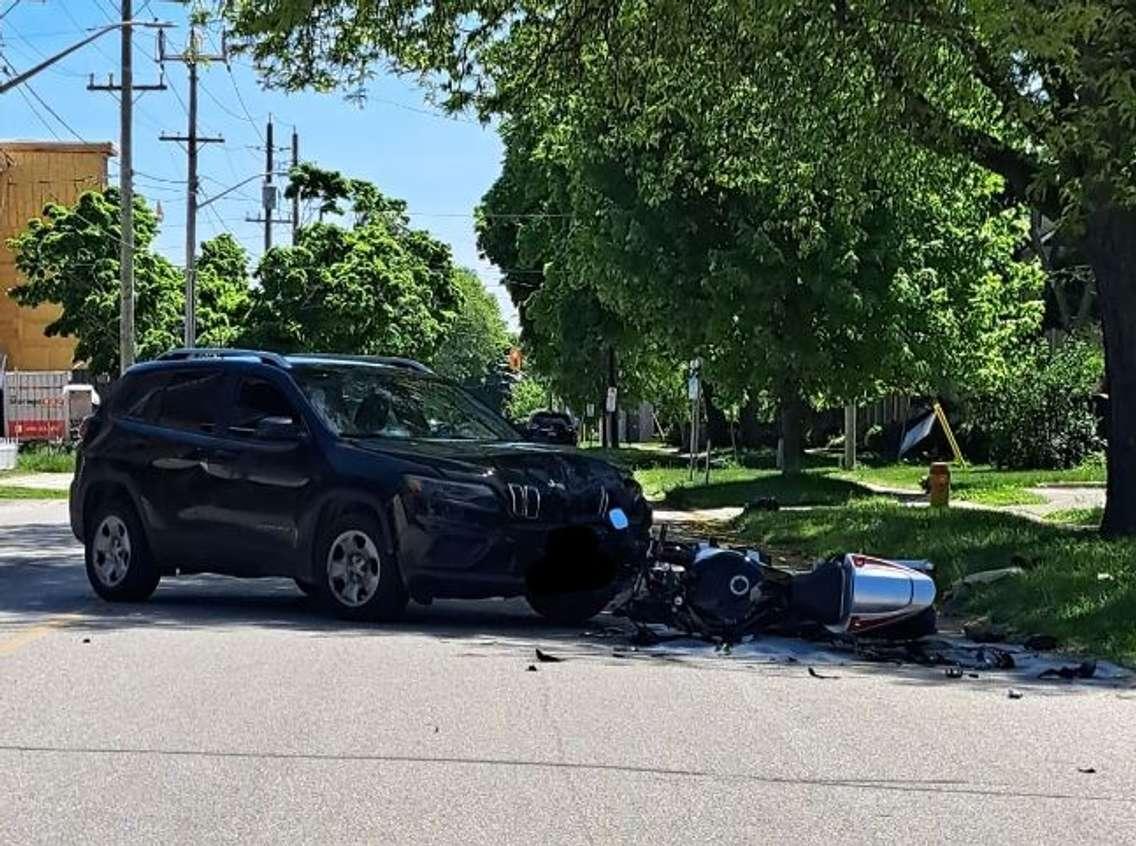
[664,474,872,509]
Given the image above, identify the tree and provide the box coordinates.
[8,188,183,377]
[431,268,510,384]
[229,1,1136,529]
[196,233,253,349]
[243,171,461,359]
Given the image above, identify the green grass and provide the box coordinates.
[0,485,69,500]
[634,465,870,508]
[15,445,76,474]
[841,456,1106,503]
[737,498,1136,663]
[1043,507,1104,527]
[959,486,1048,506]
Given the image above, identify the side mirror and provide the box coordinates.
[255,416,304,442]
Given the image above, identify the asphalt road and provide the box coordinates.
[1,501,1134,845]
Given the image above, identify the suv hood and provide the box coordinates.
[354,438,624,488]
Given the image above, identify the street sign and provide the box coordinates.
[585,402,595,417]
[687,376,700,400]
[605,387,618,413]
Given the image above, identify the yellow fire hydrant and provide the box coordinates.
[928,462,951,507]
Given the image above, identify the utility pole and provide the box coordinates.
[246,117,291,248]
[291,126,300,242]
[87,2,167,373]
[159,26,224,348]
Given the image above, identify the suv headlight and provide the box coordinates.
[403,475,502,522]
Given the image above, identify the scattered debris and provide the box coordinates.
[808,666,839,679]
[1077,767,1097,774]
[81,638,90,644]
[744,496,780,513]
[535,648,562,663]
[961,567,1024,586]
[977,648,1016,670]
[525,664,538,672]
[964,620,1010,643]
[1097,572,1114,582]
[945,667,964,679]
[1008,688,1024,699]
[967,672,980,679]
[1039,660,1097,680]
[1024,634,1059,652]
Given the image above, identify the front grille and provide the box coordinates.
[507,483,541,519]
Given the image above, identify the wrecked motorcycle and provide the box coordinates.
[611,529,937,643]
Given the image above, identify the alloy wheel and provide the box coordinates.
[326,530,382,607]
[92,515,132,588]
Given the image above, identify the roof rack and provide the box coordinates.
[285,353,434,374]
[157,348,290,368]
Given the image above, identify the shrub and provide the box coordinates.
[979,337,1103,470]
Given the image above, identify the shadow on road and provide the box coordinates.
[1,518,1127,691]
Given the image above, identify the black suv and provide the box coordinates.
[70,350,651,622]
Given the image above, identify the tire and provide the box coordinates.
[316,511,407,621]
[527,586,613,625]
[85,497,161,602]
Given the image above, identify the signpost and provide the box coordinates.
[688,358,701,479]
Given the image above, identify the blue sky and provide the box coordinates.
[0,0,515,325]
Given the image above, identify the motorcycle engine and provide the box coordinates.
[685,547,764,633]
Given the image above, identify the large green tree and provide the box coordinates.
[228,0,1136,531]
[9,189,256,377]
[431,268,510,384]
[8,189,184,377]
[243,169,462,358]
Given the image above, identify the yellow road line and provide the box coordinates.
[0,613,85,657]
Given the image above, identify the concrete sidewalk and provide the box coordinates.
[0,472,73,491]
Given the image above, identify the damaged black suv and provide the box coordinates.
[70,349,651,623]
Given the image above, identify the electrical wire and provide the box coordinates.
[224,62,265,143]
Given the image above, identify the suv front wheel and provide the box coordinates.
[317,511,407,621]
[85,498,162,602]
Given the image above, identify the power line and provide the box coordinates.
[224,62,264,143]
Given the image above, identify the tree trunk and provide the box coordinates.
[739,399,761,447]
[1083,204,1136,536]
[779,380,804,476]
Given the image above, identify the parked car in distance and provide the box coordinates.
[71,350,650,623]
[525,410,578,446]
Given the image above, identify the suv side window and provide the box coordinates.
[113,370,170,422]
[228,378,300,437]
[156,369,223,434]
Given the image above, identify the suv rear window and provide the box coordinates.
[156,370,223,434]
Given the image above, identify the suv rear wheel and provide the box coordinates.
[85,498,161,602]
[317,511,407,621]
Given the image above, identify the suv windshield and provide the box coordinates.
[291,364,517,442]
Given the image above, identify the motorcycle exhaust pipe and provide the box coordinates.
[790,554,936,635]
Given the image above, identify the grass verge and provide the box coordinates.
[0,486,69,500]
[17,445,76,474]
[737,498,1136,663]
[1043,507,1104,527]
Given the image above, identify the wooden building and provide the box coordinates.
[0,141,114,370]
